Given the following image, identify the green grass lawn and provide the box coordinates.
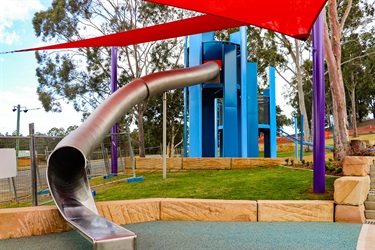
[92,166,336,202]
[0,166,337,209]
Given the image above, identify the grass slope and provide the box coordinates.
[93,167,336,202]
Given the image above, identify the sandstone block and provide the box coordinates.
[0,206,70,240]
[257,200,334,222]
[343,156,370,176]
[231,158,283,169]
[335,204,366,223]
[161,198,257,222]
[364,156,375,166]
[363,140,375,147]
[334,176,370,205]
[97,198,161,225]
[343,156,368,165]
[343,164,370,176]
[135,157,182,170]
[182,158,231,170]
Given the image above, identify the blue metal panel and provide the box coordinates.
[202,96,216,156]
[222,43,239,157]
[268,67,277,158]
[187,32,215,157]
[247,62,259,157]
[203,41,222,61]
[214,98,219,157]
[188,34,203,157]
[230,27,249,157]
[202,32,214,42]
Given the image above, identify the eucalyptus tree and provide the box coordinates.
[324,0,374,160]
[341,0,375,136]
[32,0,191,157]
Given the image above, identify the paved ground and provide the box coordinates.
[0,221,364,250]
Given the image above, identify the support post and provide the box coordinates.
[268,67,277,158]
[111,46,118,174]
[300,114,304,161]
[183,36,188,157]
[163,92,167,179]
[240,26,248,157]
[312,11,326,193]
[29,123,38,206]
[16,104,21,167]
[295,117,298,159]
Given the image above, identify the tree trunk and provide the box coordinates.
[294,39,311,145]
[136,103,146,157]
[168,119,175,157]
[323,0,351,161]
[350,72,358,137]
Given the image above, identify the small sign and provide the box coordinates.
[0,148,17,179]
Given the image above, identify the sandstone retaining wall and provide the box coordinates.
[0,198,335,240]
[134,157,284,171]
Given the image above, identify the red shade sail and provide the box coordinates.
[7,0,327,53]
[146,0,327,40]
[13,15,245,53]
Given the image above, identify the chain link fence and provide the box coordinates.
[0,130,135,208]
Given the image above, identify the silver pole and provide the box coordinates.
[163,92,167,179]
[29,123,38,206]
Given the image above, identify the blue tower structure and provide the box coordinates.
[184,29,276,158]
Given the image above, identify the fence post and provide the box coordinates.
[29,123,38,206]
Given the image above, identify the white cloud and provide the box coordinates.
[0,0,45,45]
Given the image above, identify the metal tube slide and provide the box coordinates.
[47,62,220,250]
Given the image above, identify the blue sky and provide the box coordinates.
[0,0,82,135]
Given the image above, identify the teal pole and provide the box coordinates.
[295,117,298,159]
[300,114,304,161]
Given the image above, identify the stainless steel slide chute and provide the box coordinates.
[46,62,220,250]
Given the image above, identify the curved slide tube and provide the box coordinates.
[46,62,220,249]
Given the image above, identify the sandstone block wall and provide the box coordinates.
[97,198,161,225]
[334,176,370,205]
[182,158,231,170]
[160,198,257,222]
[343,156,372,176]
[335,204,366,224]
[257,200,334,222]
[135,157,284,171]
[334,155,373,223]
[0,198,339,240]
[135,158,182,170]
[231,158,283,169]
[0,206,71,240]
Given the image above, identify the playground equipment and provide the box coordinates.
[2,1,330,248]
[184,30,277,158]
[46,62,220,249]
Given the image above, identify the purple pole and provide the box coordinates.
[111,46,118,174]
[312,11,325,193]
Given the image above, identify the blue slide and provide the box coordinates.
[277,127,333,150]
